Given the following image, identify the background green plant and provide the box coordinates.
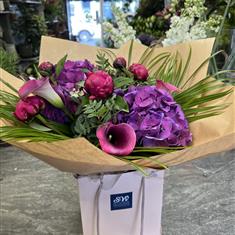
[13,3,48,56]
[131,15,169,41]
[208,0,235,83]
[0,47,19,75]
[43,0,68,38]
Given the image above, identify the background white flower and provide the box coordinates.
[103,5,137,48]
[162,0,222,46]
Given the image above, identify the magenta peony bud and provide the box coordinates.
[38,61,54,73]
[96,122,136,156]
[84,70,114,100]
[14,96,45,122]
[113,57,127,69]
[129,63,149,81]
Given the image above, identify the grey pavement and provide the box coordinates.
[0,146,234,235]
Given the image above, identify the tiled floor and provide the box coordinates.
[0,146,234,235]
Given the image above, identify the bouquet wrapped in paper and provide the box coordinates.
[0,36,234,175]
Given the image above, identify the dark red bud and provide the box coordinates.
[113,57,127,69]
[129,63,149,81]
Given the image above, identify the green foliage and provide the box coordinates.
[83,95,128,122]
[0,89,19,107]
[96,51,113,71]
[0,48,19,75]
[13,4,48,55]
[175,76,232,122]
[127,40,134,67]
[225,47,235,69]
[123,156,168,170]
[44,0,66,23]
[35,114,72,136]
[102,49,116,62]
[73,95,129,139]
[0,126,68,142]
[113,76,133,89]
[131,15,169,40]
[208,0,235,82]
[136,0,164,18]
[74,114,97,137]
[0,84,20,125]
[55,54,67,77]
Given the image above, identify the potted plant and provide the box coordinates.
[13,3,47,58]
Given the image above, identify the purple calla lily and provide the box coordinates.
[19,77,64,109]
[96,123,136,156]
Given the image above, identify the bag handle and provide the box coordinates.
[95,175,103,235]
[95,174,146,235]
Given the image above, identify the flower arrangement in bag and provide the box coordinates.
[0,40,232,172]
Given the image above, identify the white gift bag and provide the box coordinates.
[78,170,164,235]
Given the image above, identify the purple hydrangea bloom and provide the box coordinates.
[54,59,94,114]
[117,86,192,147]
[53,85,77,113]
[41,101,69,124]
[57,60,94,90]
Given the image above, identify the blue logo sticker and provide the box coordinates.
[110,192,133,211]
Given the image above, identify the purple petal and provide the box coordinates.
[140,113,162,130]
[19,78,47,99]
[118,85,192,147]
[41,101,69,124]
[156,80,181,93]
[19,78,64,109]
[96,123,136,156]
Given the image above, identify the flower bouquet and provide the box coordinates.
[0,36,234,175]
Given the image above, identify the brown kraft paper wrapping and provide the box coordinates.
[0,36,234,175]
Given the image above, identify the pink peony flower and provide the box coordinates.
[84,70,114,100]
[96,123,136,156]
[156,80,181,94]
[129,63,149,81]
[14,96,45,122]
[113,57,127,69]
[19,77,64,109]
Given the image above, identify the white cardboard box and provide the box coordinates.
[78,170,164,235]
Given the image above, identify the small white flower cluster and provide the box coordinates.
[162,0,222,46]
[70,88,84,98]
[183,0,207,18]
[170,0,178,13]
[103,5,137,48]
[163,16,196,46]
[206,14,223,34]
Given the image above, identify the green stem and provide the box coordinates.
[123,156,168,169]
[36,115,64,135]
[208,0,232,75]
[62,108,74,121]
[122,68,134,78]
[33,65,42,79]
